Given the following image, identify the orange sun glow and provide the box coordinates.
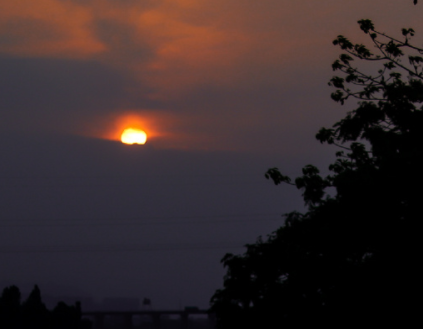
[121,128,147,145]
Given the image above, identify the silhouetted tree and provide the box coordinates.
[21,285,49,328]
[0,285,91,329]
[52,301,91,329]
[211,12,422,329]
[0,286,21,329]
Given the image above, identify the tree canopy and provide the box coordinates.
[210,12,422,329]
[0,285,91,329]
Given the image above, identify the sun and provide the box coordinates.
[121,128,147,145]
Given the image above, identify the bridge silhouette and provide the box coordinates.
[82,309,215,329]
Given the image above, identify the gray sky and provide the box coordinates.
[0,0,421,309]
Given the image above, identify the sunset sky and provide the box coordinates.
[1,0,422,310]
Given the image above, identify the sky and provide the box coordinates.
[0,0,422,310]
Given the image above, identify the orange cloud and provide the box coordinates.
[2,0,421,76]
[0,1,356,88]
[0,0,106,58]
[3,0,423,152]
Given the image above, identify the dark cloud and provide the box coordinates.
[0,55,159,133]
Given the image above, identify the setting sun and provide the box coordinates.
[121,128,147,145]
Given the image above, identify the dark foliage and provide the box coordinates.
[0,285,91,329]
[211,14,422,329]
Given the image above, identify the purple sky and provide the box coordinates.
[0,1,422,309]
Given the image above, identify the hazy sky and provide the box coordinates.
[1,0,422,309]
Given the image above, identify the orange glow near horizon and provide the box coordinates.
[78,110,212,150]
[95,112,167,144]
[121,128,147,145]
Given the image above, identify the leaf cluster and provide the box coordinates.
[211,17,423,328]
[270,19,423,208]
